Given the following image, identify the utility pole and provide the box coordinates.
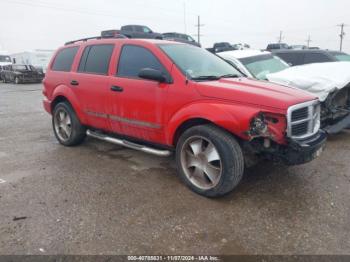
[278,31,283,43]
[337,23,347,51]
[194,16,204,44]
[306,35,312,48]
[183,2,187,33]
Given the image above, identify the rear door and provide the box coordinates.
[108,44,171,143]
[70,44,115,130]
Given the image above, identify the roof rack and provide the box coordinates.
[65,36,102,46]
[64,34,127,46]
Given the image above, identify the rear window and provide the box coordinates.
[304,53,332,64]
[52,46,79,72]
[275,52,304,66]
[78,44,114,75]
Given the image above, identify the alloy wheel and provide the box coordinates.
[54,108,72,142]
[180,136,222,190]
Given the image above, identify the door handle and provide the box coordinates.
[111,86,124,92]
[71,80,79,86]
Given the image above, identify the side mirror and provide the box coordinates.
[138,68,167,83]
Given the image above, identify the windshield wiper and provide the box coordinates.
[191,75,221,81]
[219,74,241,78]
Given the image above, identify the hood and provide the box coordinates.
[266,62,350,102]
[195,77,316,110]
[0,62,12,66]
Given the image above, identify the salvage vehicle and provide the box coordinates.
[162,32,201,47]
[273,49,350,66]
[218,50,350,134]
[266,43,289,51]
[101,25,163,39]
[207,42,236,53]
[2,64,44,84]
[43,37,326,197]
[0,54,12,81]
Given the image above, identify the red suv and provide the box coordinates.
[43,37,327,197]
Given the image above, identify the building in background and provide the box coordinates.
[11,49,54,72]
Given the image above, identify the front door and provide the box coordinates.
[109,44,171,144]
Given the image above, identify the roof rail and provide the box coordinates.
[65,36,102,46]
[64,34,127,46]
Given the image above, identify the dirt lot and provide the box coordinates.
[0,82,349,255]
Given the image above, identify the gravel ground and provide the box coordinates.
[0,83,349,255]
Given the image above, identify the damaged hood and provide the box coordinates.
[267,62,350,102]
[194,77,315,110]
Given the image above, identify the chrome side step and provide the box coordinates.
[86,130,172,157]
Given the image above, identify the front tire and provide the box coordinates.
[176,124,244,198]
[52,102,86,146]
[14,77,20,84]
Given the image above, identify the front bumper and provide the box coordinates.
[263,131,327,165]
[43,99,52,114]
[19,76,44,83]
[276,131,327,165]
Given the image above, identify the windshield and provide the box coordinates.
[239,54,289,80]
[333,52,350,61]
[0,55,11,62]
[159,44,242,80]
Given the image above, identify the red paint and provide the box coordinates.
[43,39,317,147]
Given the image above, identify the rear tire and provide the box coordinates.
[52,102,86,146]
[175,124,244,197]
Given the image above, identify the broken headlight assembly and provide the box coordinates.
[248,113,287,147]
[250,113,268,136]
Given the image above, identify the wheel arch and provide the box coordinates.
[51,86,87,124]
[51,95,72,111]
[172,118,212,145]
[167,102,253,146]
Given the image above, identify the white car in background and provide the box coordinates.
[0,53,12,81]
[218,50,350,134]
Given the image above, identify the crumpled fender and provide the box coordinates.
[166,101,264,145]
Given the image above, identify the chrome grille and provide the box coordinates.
[291,107,309,122]
[291,122,309,136]
[287,100,321,139]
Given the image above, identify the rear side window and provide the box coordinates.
[78,44,114,75]
[304,53,332,64]
[117,45,166,78]
[121,25,132,31]
[52,46,79,72]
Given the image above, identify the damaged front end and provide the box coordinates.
[243,100,327,166]
[321,84,350,134]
